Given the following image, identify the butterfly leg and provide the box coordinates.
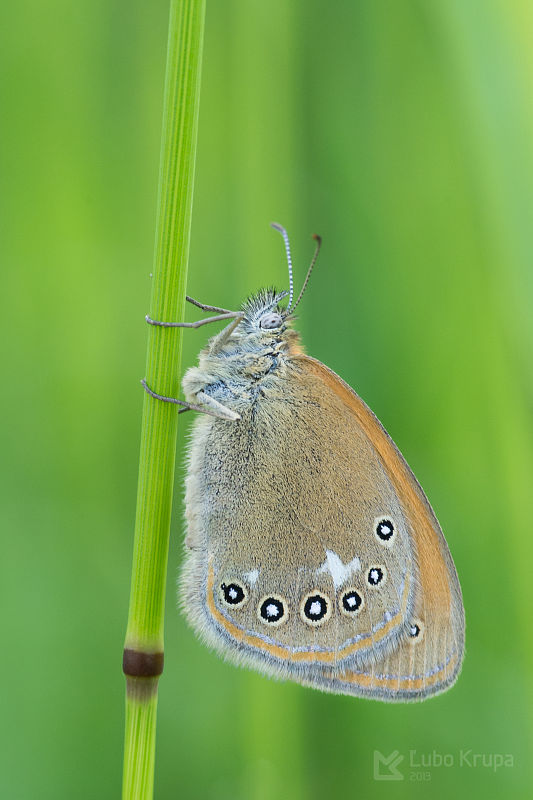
[145,310,240,329]
[141,379,240,421]
[195,391,240,420]
[146,295,241,329]
[207,314,245,355]
[185,295,236,314]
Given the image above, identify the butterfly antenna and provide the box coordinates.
[291,233,322,313]
[271,222,294,311]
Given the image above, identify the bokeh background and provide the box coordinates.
[2,1,532,797]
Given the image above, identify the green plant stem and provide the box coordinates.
[122,1,206,798]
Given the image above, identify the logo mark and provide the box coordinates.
[373,749,404,781]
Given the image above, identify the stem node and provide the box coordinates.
[123,649,164,678]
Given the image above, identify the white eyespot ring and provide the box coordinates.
[367,565,388,588]
[339,587,365,617]
[257,594,288,626]
[259,312,283,330]
[219,580,248,609]
[300,591,332,626]
[408,619,425,643]
[374,515,396,546]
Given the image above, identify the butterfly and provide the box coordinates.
[143,223,464,701]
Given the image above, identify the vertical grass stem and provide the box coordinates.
[122,2,206,798]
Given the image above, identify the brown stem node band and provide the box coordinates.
[123,648,164,678]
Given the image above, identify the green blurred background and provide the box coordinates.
[2,0,532,797]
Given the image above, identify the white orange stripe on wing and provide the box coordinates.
[205,564,411,665]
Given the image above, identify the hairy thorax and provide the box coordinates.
[181,326,302,415]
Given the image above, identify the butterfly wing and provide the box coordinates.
[293,355,464,700]
[181,349,463,697]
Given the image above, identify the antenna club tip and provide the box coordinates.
[312,233,322,244]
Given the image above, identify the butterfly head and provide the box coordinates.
[189,225,320,378]
[235,224,321,340]
[239,287,290,334]
[222,288,301,364]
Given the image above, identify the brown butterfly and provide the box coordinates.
[143,224,464,701]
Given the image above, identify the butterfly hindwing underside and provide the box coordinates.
[179,295,464,701]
